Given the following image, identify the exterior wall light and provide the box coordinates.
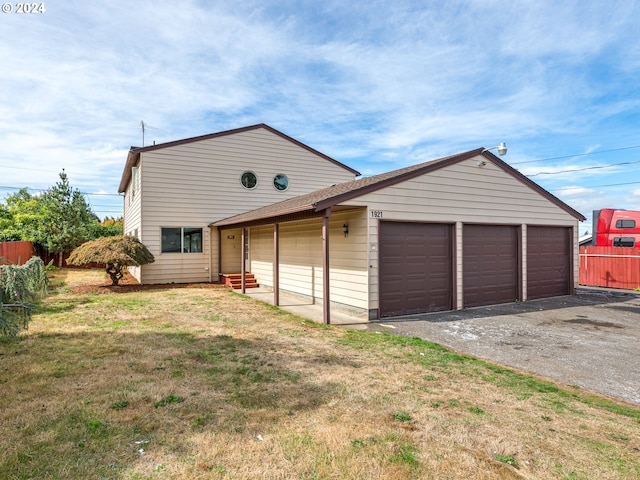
[343,224,349,238]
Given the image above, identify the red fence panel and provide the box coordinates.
[0,241,35,265]
[579,246,640,289]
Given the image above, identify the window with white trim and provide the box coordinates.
[132,166,139,195]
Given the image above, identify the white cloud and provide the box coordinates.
[1,0,640,219]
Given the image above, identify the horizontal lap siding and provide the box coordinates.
[250,224,274,286]
[123,170,142,282]
[137,128,356,284]
[248,210,369,311]
[328,209,369,310]
[344,156,579,312]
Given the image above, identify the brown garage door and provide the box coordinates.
[527,226,571,299]
[379,222,453,317]
[463,224,519,308]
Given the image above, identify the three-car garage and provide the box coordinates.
[378,222,573,318]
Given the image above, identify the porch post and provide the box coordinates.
[273,223,280,306]
[322,208,331,324]
[217,227,222,283]
[241,227,247,294]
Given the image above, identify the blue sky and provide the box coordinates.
[2,1,640,235]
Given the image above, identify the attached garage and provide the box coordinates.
[379,222,453,317]
[463,224,519,308]
[527,226,571,299]
[213,146,585,323]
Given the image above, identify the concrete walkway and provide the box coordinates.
[241,287,369,327]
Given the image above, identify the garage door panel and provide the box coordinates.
[464,225,518,308]
[380,222,453,317]
[527,226,570,299]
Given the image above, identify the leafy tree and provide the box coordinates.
[0,174,121,253]
[67,235,154,286]
[0,189,45,242]
[86,216,124,239]
[38,170,96,267]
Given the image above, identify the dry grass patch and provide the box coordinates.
[0,268,638,479]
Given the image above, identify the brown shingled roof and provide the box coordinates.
[211,148,586,228]
[118,123,360,193]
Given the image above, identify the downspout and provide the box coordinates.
[217,228,222,283]
[322,208,331,324]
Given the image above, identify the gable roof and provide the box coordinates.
[212,148,586,227]
[117,123,360,193]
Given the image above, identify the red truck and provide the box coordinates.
[592,208,640,247]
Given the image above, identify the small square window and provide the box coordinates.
[161,228,182,252]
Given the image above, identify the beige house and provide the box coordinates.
[119,124,585,323]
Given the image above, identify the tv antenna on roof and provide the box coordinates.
[140,121,158,147]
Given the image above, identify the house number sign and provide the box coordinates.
[370,210,383,218]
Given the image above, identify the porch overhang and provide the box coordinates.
[210,205,365,325]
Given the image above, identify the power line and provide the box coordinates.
[0,165,61,173]
[0,185,121,196]
[552,181,640,192]
[511,144,640,165]
[526,159,640,177]
[0,164,124,179]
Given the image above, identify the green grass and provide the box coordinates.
[1,270,639,479]
[493,453,518,467]
[393,412,414,422]
[339,329,639,420]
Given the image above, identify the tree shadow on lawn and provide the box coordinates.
[1,326,367,476]
[4,326,359,420]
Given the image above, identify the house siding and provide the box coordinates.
[342,155,579,313]
[131,127,356,284]
[123,163,142,281]
[247,209,369,315]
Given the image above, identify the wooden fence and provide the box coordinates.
[0,241,103,268]
[579,246,640,290]
[0,241,35,265]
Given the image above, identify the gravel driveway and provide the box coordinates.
[366,289,640,405]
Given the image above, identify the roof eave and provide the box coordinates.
[117,124,360,194]
[210,203,316,228]
[118,149,140,193]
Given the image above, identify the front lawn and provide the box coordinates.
[1,269,638,479]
